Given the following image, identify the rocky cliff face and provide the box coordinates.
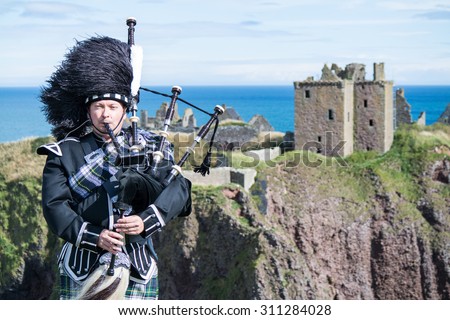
[1,126,449,300]
[0,138,60,299]
[155,126,449,300]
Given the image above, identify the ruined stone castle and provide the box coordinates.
[140,102,197,133]
[294,62,394,157]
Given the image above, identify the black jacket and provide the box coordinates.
[38,132,191,283]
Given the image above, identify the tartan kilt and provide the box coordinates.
[59,267,159,300]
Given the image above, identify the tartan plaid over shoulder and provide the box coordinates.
[67,127,173,202]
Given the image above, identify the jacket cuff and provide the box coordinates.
[76,222,103,252]
[139,204,166,238]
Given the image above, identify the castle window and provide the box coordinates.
[305,90,311,98]
[318,136,322,142]
[369,119,374,126]
[364,99,368,108]
[328,109,334,120]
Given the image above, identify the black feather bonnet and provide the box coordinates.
[40,36,133,140]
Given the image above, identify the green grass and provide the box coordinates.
[0,122,449,296]
[0,137,61,291]
[343,123,450,203]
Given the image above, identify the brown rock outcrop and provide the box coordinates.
[155,150,449,299]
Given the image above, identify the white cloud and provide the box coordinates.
[0,0,449,85]
[214,62,321,84]
[21,1,91,18]
[415,10,450,20]
[377,1,445,11]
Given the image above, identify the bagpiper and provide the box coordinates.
[37,29,192,300]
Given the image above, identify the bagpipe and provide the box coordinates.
[77,17,224,300]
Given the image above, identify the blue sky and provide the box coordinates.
[1,0,450,86]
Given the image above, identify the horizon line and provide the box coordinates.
[1,83,450,88]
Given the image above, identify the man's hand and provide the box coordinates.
[98,229,124,254]
[114,215,144,235]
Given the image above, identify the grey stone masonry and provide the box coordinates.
[182,167,257,191]
[219,107,243,122]
[417,112,426,126]
[294,62,394,156]
[437,103,450,125]
[244,147,281,163]
[395,88,412,126]
[248,114,274,132]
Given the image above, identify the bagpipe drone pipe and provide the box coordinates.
[76,17,224,300]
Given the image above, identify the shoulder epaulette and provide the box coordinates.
[36,137,80,156]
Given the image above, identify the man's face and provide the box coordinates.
[88,99,126,140]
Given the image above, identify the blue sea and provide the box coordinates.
[0,85,449,143]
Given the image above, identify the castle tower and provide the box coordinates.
[294,76,354,157]
[353,82,394,152]
[373,62,385,81]
[294,62,394,156]
[353,63,393,152]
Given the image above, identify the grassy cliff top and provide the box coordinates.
[0,137,52,182]
[0,124,448,298]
